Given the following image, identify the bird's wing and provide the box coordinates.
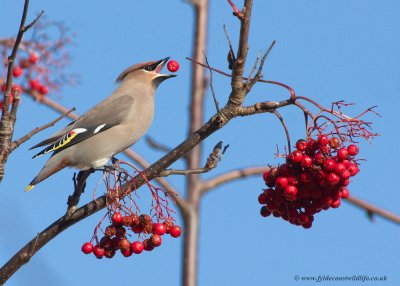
[32,95,134,159]
[30,121,75,150]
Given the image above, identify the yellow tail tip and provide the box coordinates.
[24,185,35,192]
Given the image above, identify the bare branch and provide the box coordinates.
[145,136,172,153]
[238,100,291,116]
[223,25,236,70]
[201,166,267,193]
[346,195,400,225]
[10,107,75,151]
[0,1,44,182]
[271,110,291,153]
[159,141,227,177]
[202,51,220,112]
[227,0,245,20]
[245,40,276,93]
[245,51,261,86]
[227,0,253,108]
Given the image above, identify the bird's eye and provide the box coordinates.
[143,65,153,71]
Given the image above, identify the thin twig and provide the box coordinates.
[145,136,172,153]
[245,40,276,92]
[11,107,75,151]
[271,110,291,153]
[186,56,296,101]
[159,141,227,177]
[246,51,261,86]
[201,166,267,193]
[223,25,236,70]
[346,195,400,225]
[227,0,245,20]
[202,51,220,112]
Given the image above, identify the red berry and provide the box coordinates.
[169,225,182,238]
[347,144,359,156]
[104,248,116,259]
[260,206,272,217]
[167,60,179,72]
[143,239,154,251]
[93,245,105,259]
[340,170,351,180]
[334,162,346,175]
[301,155,313,168]
[132,224,144,234]
[29,79,40,90]
[38,85,48,95]
[81,242,93,254]
[115,226,126,237]
[337,148,349,161]
[321,196,333,208]
[12,66,23,77]
[289,150,303,164]
[296,139,307,151]
[29,52,39,64]
[120,248,133,257]
[326,172,340,185]
[318,134,329,146]
[258,193,268,204]
[329,137,340,149]
[287,175,299,186]
[284,185,298,201]
[297,213,310,225]
[153,223,167,235]
[313,152,326,165]
[150,234,162,247]
[340,188,350,198]
[323,159,336,172]
[278,164,292,176]
[275,177,288,189]
[131,241,144,254]
[348,164,359,176]
[331,198,341,208]
[112,212,123,225]
[119,238,131,250]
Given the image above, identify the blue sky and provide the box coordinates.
[1,0,399,285]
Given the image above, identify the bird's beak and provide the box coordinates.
[155,57,177,80]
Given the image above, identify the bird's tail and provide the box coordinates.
[24,154,69,191]
[25,177,39,191]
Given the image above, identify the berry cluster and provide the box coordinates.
[1,52,49,108]
[258,135,360,228]
[81,212,181,259]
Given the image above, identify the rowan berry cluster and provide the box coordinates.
[258,134,360,228]
[81,211,182,259]
[1,52,48,106]
[1,20,76,108]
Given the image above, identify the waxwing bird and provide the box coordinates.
[25,57,176,191]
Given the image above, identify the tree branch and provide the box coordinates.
[0,1,44,182]
[145,136,172,153]
[346,195,400,225]
[159,141,227,177]
[201,166,267,194]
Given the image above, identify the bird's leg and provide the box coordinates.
[64,168,94,220]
